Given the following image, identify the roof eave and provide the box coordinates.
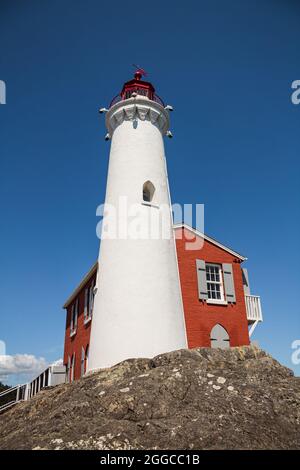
[62,261,98,309]
[173,223,247,261]
[62,225,247,310]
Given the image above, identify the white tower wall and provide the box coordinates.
[88,96,187,371]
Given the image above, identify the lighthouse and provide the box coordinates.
[87,70,188,371]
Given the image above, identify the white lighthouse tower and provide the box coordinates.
[88,69,187,371]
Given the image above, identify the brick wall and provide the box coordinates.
[175,227,250,348]
[63,273,95,381]
[63,228,250,380]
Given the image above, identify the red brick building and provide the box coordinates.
[63,224,263,382]
[63,263,97,382]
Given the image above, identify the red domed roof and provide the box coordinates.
[110,69,164,107]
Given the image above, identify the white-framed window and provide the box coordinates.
[70,298,78,336]
[205,264,225,301]
[84,281,95,323]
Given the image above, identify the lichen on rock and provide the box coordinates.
[0,346,299,450]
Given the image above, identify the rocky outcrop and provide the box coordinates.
[0,346,299,450]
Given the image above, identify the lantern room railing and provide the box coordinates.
[109,91,164,108]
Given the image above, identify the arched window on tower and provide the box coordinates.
[143,181,155,203]
[210,324,230,349]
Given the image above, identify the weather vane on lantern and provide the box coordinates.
[132,64,148,80]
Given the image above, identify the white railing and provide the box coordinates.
[0,384,28,414]
[245,295,263,322]
[27,364,66,399]
[0,364,66,414]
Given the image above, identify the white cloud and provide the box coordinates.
[0,354,47,380]
[51,358,63,366]
[0,340,6,355]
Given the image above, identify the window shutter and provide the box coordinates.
[84,288,88,319]
[74,299,78,328]
[70,305,74,332]
[67,356,71,383]
[222,263,236,303]
[196,259,208,300]
[71,353,75,382]
[89,286,93,316]
[242,268,250,295]
[85,345,89,372]
[81,347,85,377]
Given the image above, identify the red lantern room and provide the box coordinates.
[109,68,164,107]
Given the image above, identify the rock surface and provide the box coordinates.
[0,346,299,450]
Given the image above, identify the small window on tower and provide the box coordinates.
[143,181,155,203]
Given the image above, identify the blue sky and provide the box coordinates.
[0,0,299,384]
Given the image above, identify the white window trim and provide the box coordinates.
[81,347,85,377]
[70,353,75,382]
[70,299,78,337]
[84,282,95,324]
[84,315,92,326]
[67,356,71,383]
[207,299,228,305]
[84,287,88,321]
[85,345,89,372]
[88,284,93,317]
[206,263,225,302]
[70,305,75,336]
